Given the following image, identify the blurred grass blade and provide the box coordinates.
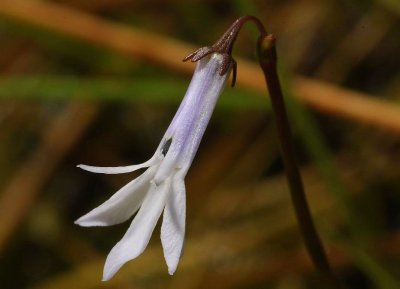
[376,0,400,15]
[0,76,268,110]
[281,75,400,288]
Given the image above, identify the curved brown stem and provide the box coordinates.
[184,17,341,286]
[257,34,343,288]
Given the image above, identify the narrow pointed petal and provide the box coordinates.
[75,166,157,227]
[153,151,179,185]
[102,179,171,281]
[77,157,159,174]
[161,172,186,275]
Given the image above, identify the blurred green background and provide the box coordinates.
[0,1,399,288]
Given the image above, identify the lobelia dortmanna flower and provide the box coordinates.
[76,15,338,285]
[75,19,243,281]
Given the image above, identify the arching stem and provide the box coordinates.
[184,16,341,287]
[257,34,341,287]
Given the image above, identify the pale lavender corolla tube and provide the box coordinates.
[75,52,231,281]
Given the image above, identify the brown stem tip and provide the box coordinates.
[183,16,267,87]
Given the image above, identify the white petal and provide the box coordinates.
[161,172,186,275]
[75,166,157,227]
[153,150,179,185]
[77,156,159,174]
[102,178,171,281]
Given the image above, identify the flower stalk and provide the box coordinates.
[257,33,339,286]
[196,15,341,287]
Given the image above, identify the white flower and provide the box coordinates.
[75,53,231,281]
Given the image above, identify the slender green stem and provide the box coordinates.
[257,34,341,287]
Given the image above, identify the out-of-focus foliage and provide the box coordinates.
[0,1,399,289]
